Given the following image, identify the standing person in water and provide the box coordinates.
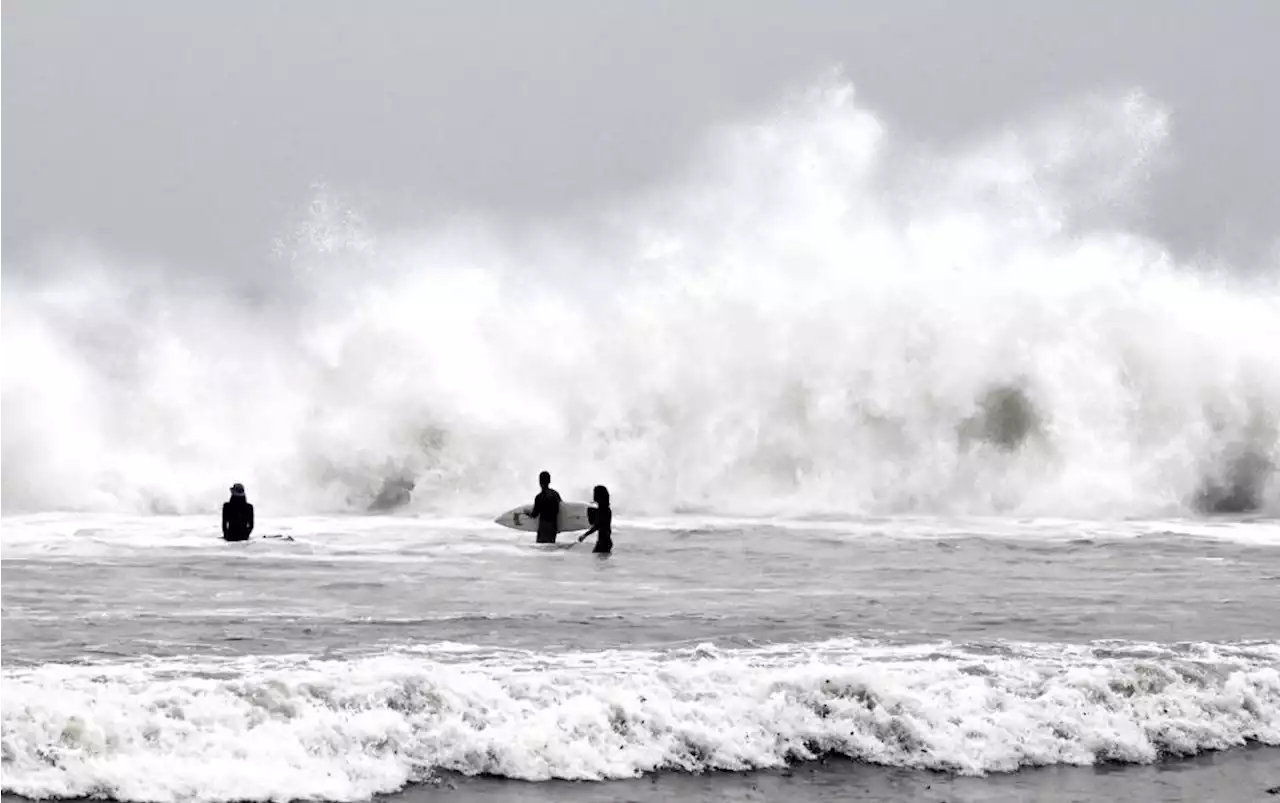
[529,470,561,544]
[578,485,613,553]
[222,483,255,542]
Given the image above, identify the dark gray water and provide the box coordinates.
[3,513,1279,802]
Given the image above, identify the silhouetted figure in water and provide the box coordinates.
[578,485,613,554]
[530,470,561,543]
[222,483,255,542]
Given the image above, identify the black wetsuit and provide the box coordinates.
[590,505,613,554]
[530,487,561,543]
[222,497,255,542]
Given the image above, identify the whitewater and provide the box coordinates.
[3,513,1280,802]
[3,81,1278,519]
[3,79,1280,802]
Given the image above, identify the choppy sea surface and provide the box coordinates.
[3,513,1279,802]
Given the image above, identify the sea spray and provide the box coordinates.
[3,79,1277,516]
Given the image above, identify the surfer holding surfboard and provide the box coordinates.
[529,471,562,543]
[494,475,614,552]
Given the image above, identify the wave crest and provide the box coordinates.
[3,79,1278,517]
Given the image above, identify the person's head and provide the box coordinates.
[593,485,610,506]
[230,483,246,499]
[538,471,551,488]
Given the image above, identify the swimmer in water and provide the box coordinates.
[221,483,254,542]
[577,485,612,554]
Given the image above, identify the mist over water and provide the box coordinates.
[3,78,1279,518]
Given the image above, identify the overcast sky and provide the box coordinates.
[4,0,1278,274]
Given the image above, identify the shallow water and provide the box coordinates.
[424,748,1280,803]
[3,513,1279,801]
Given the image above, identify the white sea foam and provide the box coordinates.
[3,640,1278,801]
[3,78,1278,518]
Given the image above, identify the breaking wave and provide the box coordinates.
[3,77,1278,517]
[3,640,1278,802]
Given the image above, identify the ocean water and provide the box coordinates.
[4,79,1280,801]
[3,514,1280,802]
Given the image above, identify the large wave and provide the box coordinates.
[3,78,1278,517]
[3,640,1278,801]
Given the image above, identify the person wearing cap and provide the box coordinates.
[222,483,255,542]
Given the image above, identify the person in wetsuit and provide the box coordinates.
[578,485,612,553]
[222,483,255,542]
[530,470,561,543]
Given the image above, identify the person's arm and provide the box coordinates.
[247,504,255,536]
[221,504,230,536]
[530,492,542,518]
[577,524,597,543]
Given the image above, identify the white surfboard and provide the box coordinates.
[494,501,595,533]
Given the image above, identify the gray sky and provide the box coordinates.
[4,0,1278,274]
